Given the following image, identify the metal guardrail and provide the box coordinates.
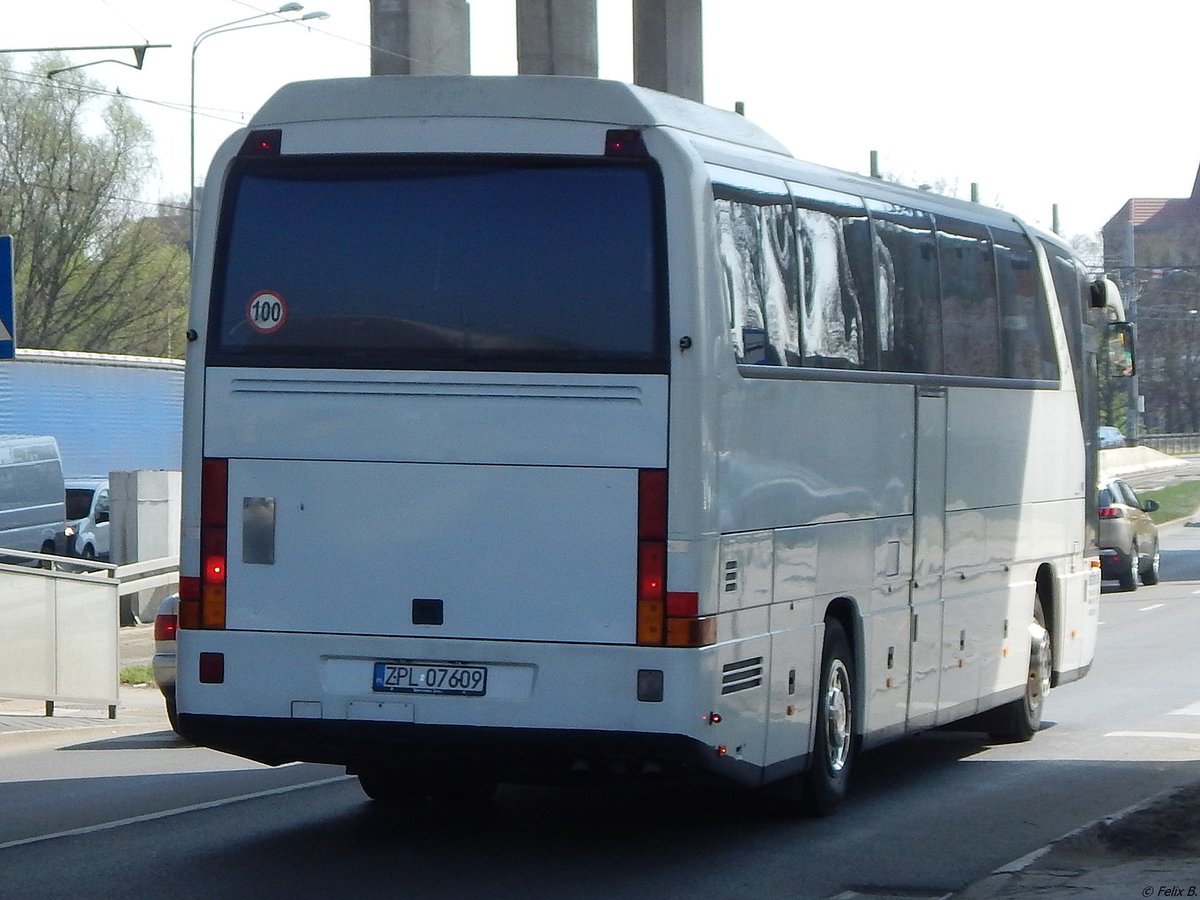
[0,550,179,717]
[2,549,180,597]
[1137,433,1200,455]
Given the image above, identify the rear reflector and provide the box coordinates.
[199,652,225,684]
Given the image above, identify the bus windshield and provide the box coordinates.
[208,157,667,373]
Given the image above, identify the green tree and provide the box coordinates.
[0,55,187,356]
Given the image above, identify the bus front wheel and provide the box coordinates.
[805,618,855,816]
[990,597,1050,742]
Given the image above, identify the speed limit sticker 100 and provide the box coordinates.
[246,291,287,334]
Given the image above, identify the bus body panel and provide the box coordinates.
[203,370,669,469]
[223,458,640,642]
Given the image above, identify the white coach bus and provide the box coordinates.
[177,76,1132,814]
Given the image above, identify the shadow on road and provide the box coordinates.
[1156,548,1200,582]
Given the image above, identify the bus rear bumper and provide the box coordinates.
[174,629,788,788]
[176,713,740,785]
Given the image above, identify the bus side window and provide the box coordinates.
[937,217,1000,377]
[994,228,1058,380]
[711,169,797,366]
[867,200,941,375]
[789,182,875,370]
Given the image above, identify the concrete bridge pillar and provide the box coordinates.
[633,0,703,101]
[370,0,470,75]
[516,0,598,76]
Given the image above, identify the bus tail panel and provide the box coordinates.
[223,458,644,644]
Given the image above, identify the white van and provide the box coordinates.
[62,476,111,561]
[0,435,66,561]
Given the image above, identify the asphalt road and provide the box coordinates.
[2,534,1199,899]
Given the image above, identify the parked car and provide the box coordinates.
[153,593,178,732]
[1098,478,1160,590]
[59,476,111,560]
[1097,426,1126,449]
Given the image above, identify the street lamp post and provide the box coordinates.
[188,4,329,253]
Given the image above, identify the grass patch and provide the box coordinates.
[119,664,155,685]
[1142,481,1200,525]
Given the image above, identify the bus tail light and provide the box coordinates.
[635,472,716,648]
[666,591,716,648]
[636,469,667,645]
[183,457,229,631]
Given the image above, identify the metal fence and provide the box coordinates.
[0,550,178,717]
[1134,433,1200,455]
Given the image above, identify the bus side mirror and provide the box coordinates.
[1106,322,1135,378]
[1091,277,1127,321]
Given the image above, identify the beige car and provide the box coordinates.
[1098,479,1160,591]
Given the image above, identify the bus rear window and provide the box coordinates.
[208,157,668,372]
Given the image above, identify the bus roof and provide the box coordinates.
[249,76,1047,238]
[251,75,793,157]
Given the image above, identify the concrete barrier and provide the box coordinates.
[1098,446,1188,478]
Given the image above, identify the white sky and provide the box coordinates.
[4,0,1198,237]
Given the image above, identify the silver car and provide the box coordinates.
[1098,479,1160,590]
[152,593,178,732]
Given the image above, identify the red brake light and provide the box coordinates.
[154,613,178,642]
[638,470,666,540]
[605,129,648,158]
[240,128,281,157]
[1098,507,1123,519]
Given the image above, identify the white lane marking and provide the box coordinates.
[1105,731,1200,740]
[1138,603,1165,612]
[0,774,350,851]
[1169,701,1200,716]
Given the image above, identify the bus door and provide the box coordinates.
[907,385,946,725]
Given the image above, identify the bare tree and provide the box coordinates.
[0,55,188,356]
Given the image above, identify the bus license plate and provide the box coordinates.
[372,661,487,697]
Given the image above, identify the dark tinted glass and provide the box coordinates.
[937,218,1000,377]
[1042,239,1087,391]
[867,201,941,374]
[65,489,94,520]
[993,228,1058,380]
[210,157,667,373]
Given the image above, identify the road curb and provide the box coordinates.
[0,717,168,750]
[955,778,1200,897]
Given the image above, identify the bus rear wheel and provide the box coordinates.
[805,618,855,816]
